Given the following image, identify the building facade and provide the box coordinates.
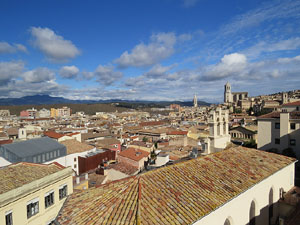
[0,162,73,225]
[257,111,300,159]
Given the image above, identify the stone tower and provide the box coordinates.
[193,94,198,108]
[282,92,288,104]
[224,82,232,103]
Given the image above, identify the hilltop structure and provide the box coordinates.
[224,82,248,104]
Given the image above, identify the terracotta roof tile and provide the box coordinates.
[118,148,149,161]
[44,130,64,139]
[282,100,300,106]
[0,162,65,194]
[56,147,295,225]
[60,139,94,154]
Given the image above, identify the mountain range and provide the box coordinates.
[0,95,210,107]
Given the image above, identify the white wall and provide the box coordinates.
[47,147,96,175]
[193,163,295,225]
[257,120,272,150]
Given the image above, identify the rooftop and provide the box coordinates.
[56,146,296,225]
[60,139,94,155]
[118,148,149,161]
[1,137,66,158]
[0,162,65,195]
[282,100,300,106]
[258,111,300,119]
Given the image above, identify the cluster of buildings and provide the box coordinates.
[0,83,300,224]
[19,106,72,119]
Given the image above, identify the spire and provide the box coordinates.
[193,94,198,107]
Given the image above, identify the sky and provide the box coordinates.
[0,0,300,103]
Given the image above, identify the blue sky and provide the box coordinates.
[0,0,300,103]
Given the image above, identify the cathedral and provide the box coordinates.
[224,82,248,104]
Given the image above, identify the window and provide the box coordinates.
[275,123,280,129]
[27,198,39,218]
[53,151,56,158]
[74,157,76,162]
[290,123,296,130]
[59,185,68,200]
[275,138,280,144]
[45,192,54,208]
[290,139,296,146]
[42,154,45,162]
[50,152,53,159]
[5,211,13,225]
[37,155,41,163]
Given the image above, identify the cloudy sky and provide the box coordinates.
[1,0,300,103]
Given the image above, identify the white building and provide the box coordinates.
[47,139,97,175]
[257,111,300,159]
[39,108,51,118]
[202,108,231,153]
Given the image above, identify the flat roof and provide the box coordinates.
[1,137,65,158]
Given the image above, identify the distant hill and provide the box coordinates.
[0,94,210,107]
[0,95,211,115]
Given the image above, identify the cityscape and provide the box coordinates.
[1,0,300,225]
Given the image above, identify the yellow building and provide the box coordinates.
[0,162,73,225]
[50,108,58,118]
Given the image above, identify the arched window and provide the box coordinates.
[224,219,231,225]
[224,217,233,225]
[250,200,256,225]
[269,188,274,225]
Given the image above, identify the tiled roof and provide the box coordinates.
[60,139,94,154]
[167,130,188,135]
[108,162,139,175]
[0,139,13,145]
[139,121,166,127]
[258,111,300,119]
[44,130,64,139]
[118,148,149,161]
[56,147,295,225]
[282,100,300,106]
[0,162,64,195]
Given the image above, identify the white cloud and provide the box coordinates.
[0,42,27,54]
[202,53,247,81]
[30,27,80,62]
[115,32,176,68]
[91,65,123,85]
[22,67,55,83]
[0,61,24,85]
[144,64,174,78]
[59,65,79,79]
[244,38,300,58]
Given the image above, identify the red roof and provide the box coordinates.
[258,111,300,119]
[118,148,149,161]
[44,131,64,139]
[0,139,13,145]
[139,121,165,127]
[167,130,188,135]
[282,100,300,106]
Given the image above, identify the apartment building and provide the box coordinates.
[0,162,73,225]
[257,111,300,158]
